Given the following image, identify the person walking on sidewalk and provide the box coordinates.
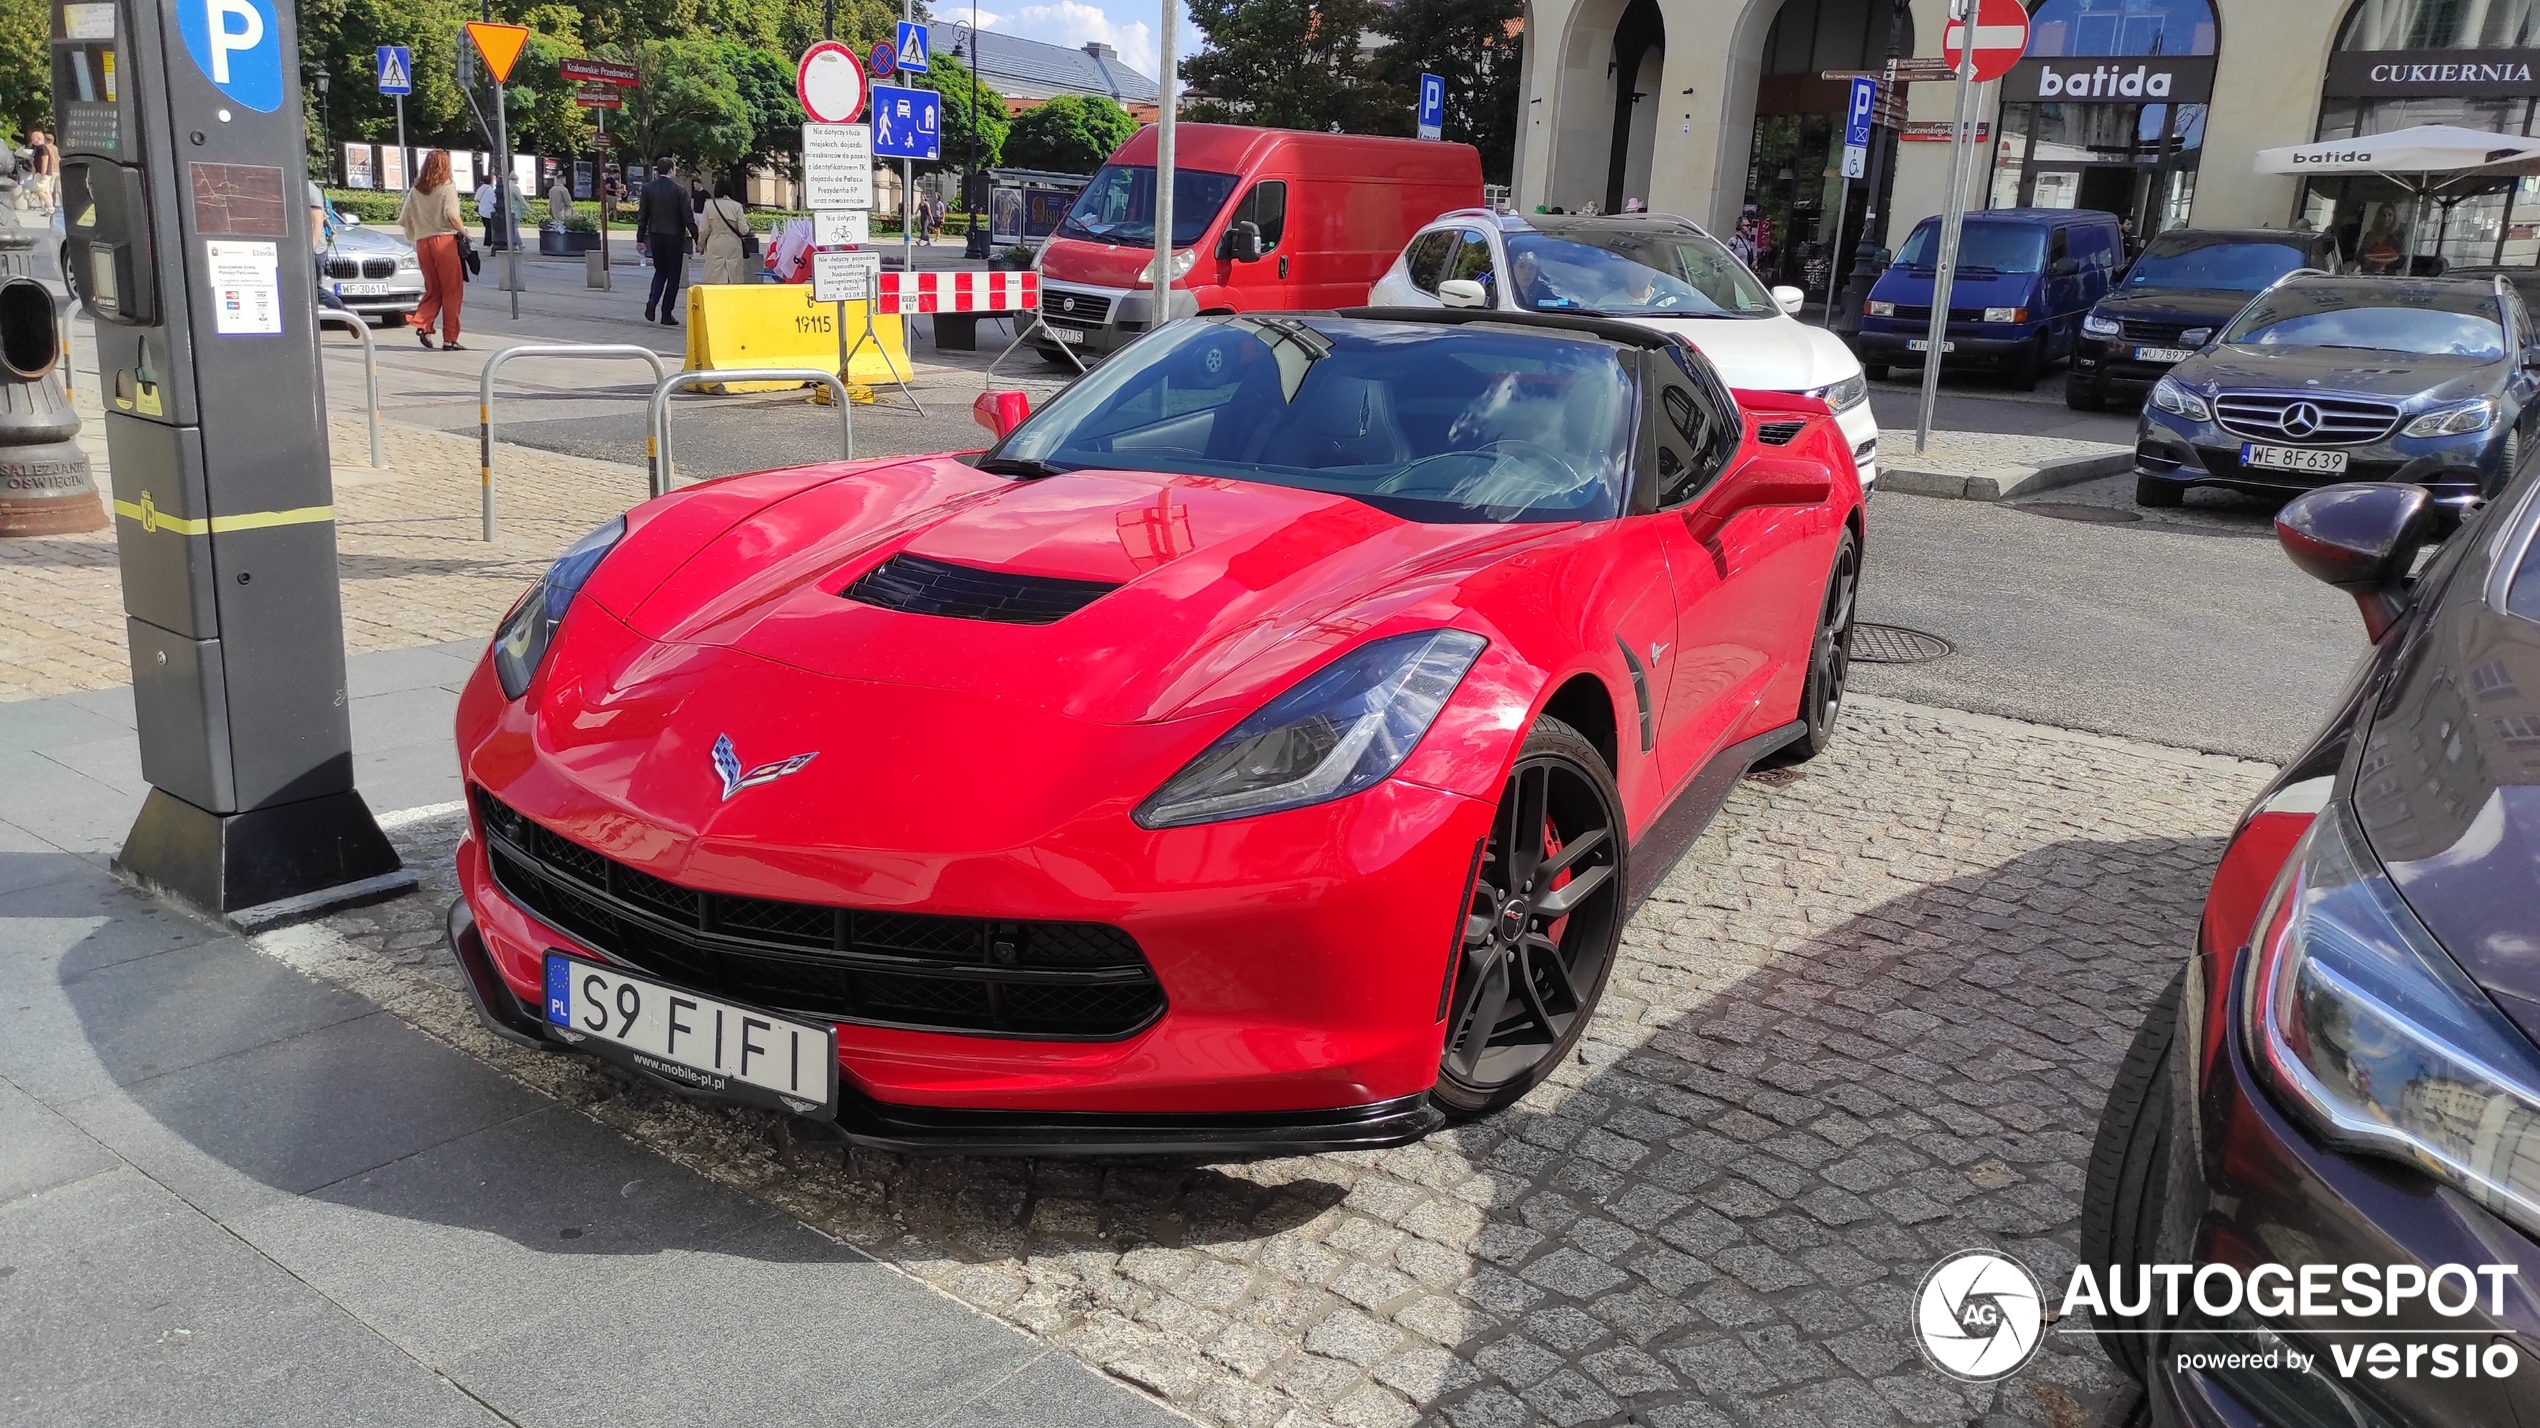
[699,176,753,286]
[400,150,468,350]
[28,131,57,213]
[636,156,697,325]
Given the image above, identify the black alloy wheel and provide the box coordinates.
[1778,529,1858,763]
[1433,718,1625,1116]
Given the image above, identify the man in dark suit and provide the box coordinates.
[635,156,698,325]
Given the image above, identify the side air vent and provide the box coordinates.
[1755,420,1807,446]
[842,552,1121,625]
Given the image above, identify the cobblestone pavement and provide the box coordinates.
[0,416,645,700]
[255,694,2271,1428]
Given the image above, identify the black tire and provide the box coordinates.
[2064,380,2102,411]
[2135,474,2185,508]
[1861,361,1889,381]
[1775,528,1858,764]
[2492,428,2523,499]
[1433,717,1625,1118]
[2008,335,2044,391]
[2080,967,2184,1382]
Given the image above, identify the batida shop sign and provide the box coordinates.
[1999,55,2215,105]
[2325,49,2540,99]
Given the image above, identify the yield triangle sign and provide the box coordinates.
[466,21,532,85]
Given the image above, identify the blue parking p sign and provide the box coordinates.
[1844,77,1876,148]
[178,0,285,112]
[377,44,412,96]
[896,21,930,72]
[1416,72,1445,140]
[871,83,941,161]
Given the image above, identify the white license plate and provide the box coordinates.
[1047,324,1085,345]
[1907,338,1955,353]
[2240,443,2349,475]
[542,951,838,1116]
[2135,346,2195,363]
[335,281,395,296]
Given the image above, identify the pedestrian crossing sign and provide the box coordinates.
[896,21,929,72]
[376,44,411,96]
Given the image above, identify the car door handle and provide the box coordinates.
[1279,255,1289,279]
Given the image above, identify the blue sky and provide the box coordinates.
[960,0,1201,80]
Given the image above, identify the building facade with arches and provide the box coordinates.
[1512,0,2540,282]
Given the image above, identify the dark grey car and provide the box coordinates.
[2134,275,2540,510]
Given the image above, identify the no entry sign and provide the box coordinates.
[1942,0,2030,84]
[797,41,869,125]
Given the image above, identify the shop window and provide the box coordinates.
[2028,0,2218,58]
[2337,0,2540,51]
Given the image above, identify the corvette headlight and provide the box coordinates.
[2247,803,2540,1240]
[1133,248,1198,285]
[1135,629,1486,829]
[2404,399,2496,437]
[1866,300,1895,317]
[1804,373,1868,413]
[1983,306,2025,324]
[2081,312,2121,337]
[492,516,624,700]
[2152,376,2212,423]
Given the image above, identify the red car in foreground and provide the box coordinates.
[445,309,1866,1154]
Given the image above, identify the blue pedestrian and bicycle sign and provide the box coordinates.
[1416,72,1444,140]
[871,83,941,161]
[179,0,285,112]
[377,44,412,96]
[896,21,930,72]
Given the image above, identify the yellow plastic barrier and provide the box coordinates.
[682,283,912,393]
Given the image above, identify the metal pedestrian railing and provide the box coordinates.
[475,343,671,541]
[646,369,853,495]
[314,310,384,470]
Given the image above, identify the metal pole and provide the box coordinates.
[1820,175,1851,327]
[903,0,916,275]
[316,310,384,468]
[596,107,610,285]
[1914,9,1978,456]
[395,94,408,197]
[650,367,854,490]
[495,76,520,318]
[1152,0,1177,329]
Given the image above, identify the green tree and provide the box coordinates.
[1,0,50,141]
[1371,0,1522,182]
[908,52,1007,176]
[1183,0,1397,135]
[716,42,802,178]
[620,36,752,172]
[1001,94,1134,175]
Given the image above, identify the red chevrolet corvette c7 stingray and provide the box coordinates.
[445,308,1865,1154]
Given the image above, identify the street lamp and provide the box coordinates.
[962,1,990,258]
[307,64,331,182]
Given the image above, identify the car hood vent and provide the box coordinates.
[842,552,1122,624]
[1755,420,1807,446]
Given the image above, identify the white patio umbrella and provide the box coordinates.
[2254,124,2540,269]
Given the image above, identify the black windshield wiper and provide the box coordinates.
[976,456,1072,479]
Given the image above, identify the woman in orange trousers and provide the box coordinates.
[398,149,468,350]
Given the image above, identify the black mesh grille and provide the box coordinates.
[842,553,1120,625]
[1043,290,1112,324]
[1754,420,1806,446]
[323,257,360,278]
[473,789,1163,1039]
[362,257,398,279]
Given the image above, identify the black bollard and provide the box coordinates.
[0,274,103,535]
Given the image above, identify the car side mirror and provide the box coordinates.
[2275,483,2437,642]
[1437,278,1490,309]
[2052,257,2081,277]
[1684,454,1833,543]
[1771,285,1806,316]
[1220,220,1263,263]
[972,389,1031,440]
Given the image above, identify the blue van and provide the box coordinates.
[1854,208,2125,390]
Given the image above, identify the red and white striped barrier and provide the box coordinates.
[875,270,1039,315]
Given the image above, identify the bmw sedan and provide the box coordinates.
[445,309,1867,1154]
[2083,461,2540,1426]
[2134,275,2540,510]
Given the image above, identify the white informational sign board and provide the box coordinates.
[343,144,374,189]
[802,123,874,210]
[813,209,870,246]
[380,146,407,190]
[206,241,283,335]
[1841,143,1867,179]
[813,250,882,303]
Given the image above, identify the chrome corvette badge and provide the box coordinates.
[712,733,817,802]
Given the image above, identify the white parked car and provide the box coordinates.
[1369,211,1879,488]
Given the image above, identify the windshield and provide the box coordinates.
[1893,220,2048,274]
[992,317,1633,524]
[1501,228,1779,318]
[2223,286,2506,360]
[2125,238,2308,292]
[1055,164,1241,248]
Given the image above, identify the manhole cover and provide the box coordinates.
[2020,502,2142,524]
[1851,624,1954,663]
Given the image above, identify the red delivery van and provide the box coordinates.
[1033,123,1483,361]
